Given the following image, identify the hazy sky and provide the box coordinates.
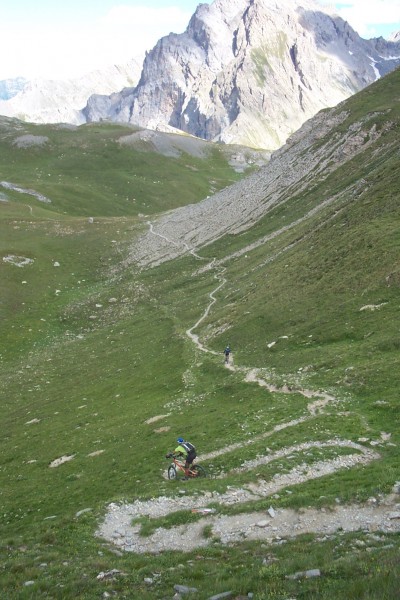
[0,0,399,80]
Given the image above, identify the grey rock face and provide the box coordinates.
[82,0,400,150]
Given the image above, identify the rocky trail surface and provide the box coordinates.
[99,488,400,554]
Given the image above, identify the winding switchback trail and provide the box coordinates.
[186,264,227,355]
[148,221,227,355]
[97,220,398,554]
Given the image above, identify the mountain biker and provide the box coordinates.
[166,437,197,474]
[224,344,231,363]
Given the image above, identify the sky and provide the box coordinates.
[0,0,399,81]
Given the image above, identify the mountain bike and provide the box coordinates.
[166,455,207,480]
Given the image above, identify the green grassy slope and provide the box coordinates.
[0,118,258,217]
[0,71,399,598]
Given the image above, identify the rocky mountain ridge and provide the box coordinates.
[83,0,400,150]
[126,66,399,267]
[1,0,399,152]
[0,57,143,124]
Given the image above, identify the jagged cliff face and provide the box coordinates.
[83,0,400,150]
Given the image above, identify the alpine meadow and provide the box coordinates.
[0,68,399,599]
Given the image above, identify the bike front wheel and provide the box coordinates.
[168,465,177,480]
[192,464,207,478]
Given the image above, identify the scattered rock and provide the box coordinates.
[389,512,400,520]
[286,568,321,580]
[146,414,171,424]
[87,450,104,457]
[3,255,34,267]
[174,584,199,594]
[76,508,92,518]
[359,303,387,311]
[256,520,269,528]
[208,592,233,600]
[49,455,75,468]
[97,569,126,581]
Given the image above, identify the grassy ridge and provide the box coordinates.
[0,71,399,598]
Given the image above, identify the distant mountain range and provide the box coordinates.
[0,58,143,125]
[0,77,28,100]
[1,0,399,151]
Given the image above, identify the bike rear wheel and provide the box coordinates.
[191,464,207,478]
[168,465,177,480]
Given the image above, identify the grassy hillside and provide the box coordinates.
[0,118,262,217]
[0,71,399,599]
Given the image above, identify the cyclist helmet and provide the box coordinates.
[177,437,184,444]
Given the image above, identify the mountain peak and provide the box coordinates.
[82,0,400,150]
[1,0,399,150]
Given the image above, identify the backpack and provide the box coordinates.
[182,441,196,455]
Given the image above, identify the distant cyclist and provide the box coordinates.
[224,344,231,364]
[166,437,197,475]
